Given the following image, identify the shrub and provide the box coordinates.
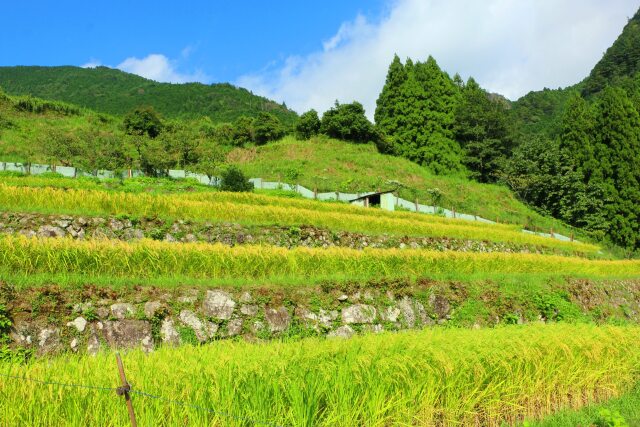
[219,166,253,192]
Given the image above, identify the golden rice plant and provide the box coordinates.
[0,235,634,280]
[0,184,599,254]
[1,324,639,426]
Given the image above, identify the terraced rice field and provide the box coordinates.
[0,176,639,426]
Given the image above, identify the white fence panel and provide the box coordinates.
[56,166,76,178]
[317,192,338,201]
[297,185,315,199]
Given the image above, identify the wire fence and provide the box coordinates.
[0,161,577,243]
[0,366,285,427]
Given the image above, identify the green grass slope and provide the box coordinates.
[229,136,583,237]
[0,89,121,162]
[0,65,298,124]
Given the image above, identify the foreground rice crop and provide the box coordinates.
[0,235,635,282]
[0,184,599,254]
[0,324,638,426]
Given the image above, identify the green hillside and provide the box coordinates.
[511,9,640,138]
[230,136,582,238]
[583,9,640,96]
[0,65,298,124]
[0,88,607,247]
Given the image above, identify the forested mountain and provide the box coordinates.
[0,66,298,124]
[372,8,640,252]
[583,9,640,97]
[511,9,640,138]
[503,10,640,252]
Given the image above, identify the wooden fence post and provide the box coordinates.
[116,353,137,427]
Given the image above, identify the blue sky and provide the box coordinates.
[1,0,386,82]
[2,1,639,117]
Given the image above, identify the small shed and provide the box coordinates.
[349,190,396,212]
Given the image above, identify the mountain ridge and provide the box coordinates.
[0,65,298,124]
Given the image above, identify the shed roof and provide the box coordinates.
[348,190,395,203]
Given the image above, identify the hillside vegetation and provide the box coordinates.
[0,65,298,124]
[230,137,585,237]
[0,146,638,427]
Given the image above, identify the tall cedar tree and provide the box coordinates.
[375,56,464,175]
[592,87,640,249]
[559,94,596,181]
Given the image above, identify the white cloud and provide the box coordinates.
[81,59,101,68]
[237,0,639,119]
[116,53,209,83]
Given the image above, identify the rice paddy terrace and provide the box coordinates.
[1,174,640,426]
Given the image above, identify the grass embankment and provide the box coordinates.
[229,137,577,233]
[0,236,635,284]
[1,324,638,426]
[0,184,599,254]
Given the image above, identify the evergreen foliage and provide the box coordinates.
[320,101,378,143]
[375,55,464,175]
[583,10,640,96]
[503,87,640,251]
[0,65,298,124]
[295,109,321,139]
[453,78,514,182]
[252,112,285,145]
[123,106,163,138]
[231,116,254,147]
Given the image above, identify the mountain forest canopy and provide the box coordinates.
[0,65,298,125]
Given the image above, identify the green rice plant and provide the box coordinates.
[1,324,639,426]
[0,235,635,282]
[0,184,600,254]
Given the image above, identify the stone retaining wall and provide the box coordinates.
[0,212,556,254]
[4,278,640,357]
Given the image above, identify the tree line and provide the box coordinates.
[374,54,640,252]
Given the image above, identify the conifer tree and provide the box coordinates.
[374,55,464,174]
[559,93,596,181]
[592,87,640,249]
[374,54,407,138]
